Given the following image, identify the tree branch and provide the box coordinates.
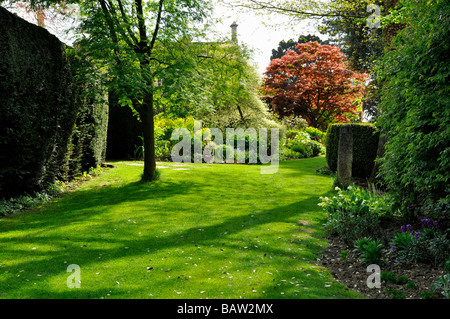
[231,0,363,19]
[148,0,164,54]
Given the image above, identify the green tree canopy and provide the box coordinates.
[270,34,330,61]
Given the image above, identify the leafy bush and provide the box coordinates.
[281,128,325,160]
[151,116,276,164]
[305,126,326,143]
[354,237,384,265]
[319,186,391,245]
[325,123,380,178]
[390,220,450,267]
[381,271,409,285]
[386,289,406,299]
[376,0,450,217]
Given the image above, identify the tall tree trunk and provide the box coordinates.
[141,92,156,181]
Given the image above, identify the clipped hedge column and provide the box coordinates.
[337,125,353,188]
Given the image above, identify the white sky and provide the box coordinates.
[210,2,324,75]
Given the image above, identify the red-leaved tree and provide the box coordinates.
[263,41,369,130]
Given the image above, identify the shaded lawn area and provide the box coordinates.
[0,157,362,299]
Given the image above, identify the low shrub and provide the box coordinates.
[320,186,385,245]
[354,237,384,265]
[0,181,65,217]
[305,126,326,143]
[319,185,396,245]
[281,128,325,160]
[386,289,406,299]
[390,220,450,267]
[381,271,409,285]
[432,259,450,299]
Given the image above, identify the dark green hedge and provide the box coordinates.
[0,7,108,198]
[66,47,109,178]
[0,7,78,197]
[325,123,380,179]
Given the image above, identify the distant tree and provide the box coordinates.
[270,34,330,60]
[264,41,368,130]
[319,0,385,73]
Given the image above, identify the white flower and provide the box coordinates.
[347,186,353,190]
[334,187,341,191]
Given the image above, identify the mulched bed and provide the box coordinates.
[318,220,447,299]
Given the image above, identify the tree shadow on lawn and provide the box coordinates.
[0,178,204,234]
[0,192,340,298]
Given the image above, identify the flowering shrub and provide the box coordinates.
[390,219,450,267]
[319,185,393,245]
[319,185,395,218]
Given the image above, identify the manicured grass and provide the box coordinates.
[0,157,362,299]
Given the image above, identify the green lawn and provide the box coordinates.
[0,157,362,299]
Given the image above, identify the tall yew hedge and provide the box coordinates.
[0,7,109,198]
[0,7,78,197]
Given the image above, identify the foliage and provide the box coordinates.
[270,34,330,60]
[376,0,450,217]
[390,220,450,267]
[432,259,450,299]
[75,0,214,181]
[319,185,392,245]
[353,237,384,265]
[325,123,380,179]
[280,115,308,131]
[381,271,408,285]
[280,127,325,160]
[66,46,109,178]
[386,288,405,299]
[263,41,369,130]
[0,181,65,217]
[305,126,326,143]
[0,6,78,198]
[194,48,281,132]
[139,116,277,164]
[319,0,385,73]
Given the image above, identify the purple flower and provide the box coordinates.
[414,232,420,240]
[421,218,430,228]
[406,224,413,232]
[401,225,406,233]
[391,245,396,251]
[434,220,439,229]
